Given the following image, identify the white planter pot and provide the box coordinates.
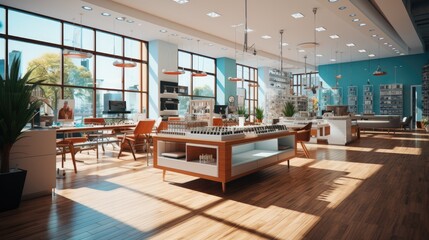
[239,117,245,127]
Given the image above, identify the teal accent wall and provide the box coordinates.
[216,57,237,105]
[318,53,429,117]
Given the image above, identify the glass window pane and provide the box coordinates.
[142,42,148,62]
[96,90,122,117]
[249,84,254,99]
[125,38,140,59]
[124,91,140,113]
[125,63,141,90]
[0,38,4,79]
[9,40,61,84]
[203,57,215,73]
[193,75,214,97]
[243,81,249,99]
[64,58,94,87]
[38,85,61,121]
[237,66,242,78]
[96,56,122,89]
[9,10,61,44]
[96,31,122,56]
[0,7,5,34]
[192,55,214,73]
[64,87,94,123]
[142,63,148,92]
[178,96,190,116]
[250,69,254,81]
[64,23,94,50]
[179,51,191,69]
[243,67,249,80]
[178,70,191,90]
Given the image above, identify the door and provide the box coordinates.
[411,85,422,129]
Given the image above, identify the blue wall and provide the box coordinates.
[318,53,429,117]
[216,57,237,105]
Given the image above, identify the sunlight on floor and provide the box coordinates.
[313,144,374,152]
[375,146,422,155]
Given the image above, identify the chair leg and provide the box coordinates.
[300,142,310,158]
[69,143,78,173]
[127,139,137,161]
[118,139,125,159]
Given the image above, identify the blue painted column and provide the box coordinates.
[216,57,237,105]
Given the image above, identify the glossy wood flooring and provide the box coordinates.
[1,130,428,239]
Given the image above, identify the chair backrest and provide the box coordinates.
[402,116,412,124]
[296,122,312,142]
[134,120,156,136]
[156,121,168,133]
[154,117,163,129]
[84,118,106,125]
[299,122,312,131]
[168,117,181,121]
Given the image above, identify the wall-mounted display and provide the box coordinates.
[379,84,403,116]
[265,68,293,119]
[347,86,358,114]
[363,85,374,114]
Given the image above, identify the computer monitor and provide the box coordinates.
[214,105,228,115]
[109,100,126,112]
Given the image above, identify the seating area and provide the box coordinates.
[355,115,402,132]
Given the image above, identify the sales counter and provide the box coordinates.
[153,126,296,192]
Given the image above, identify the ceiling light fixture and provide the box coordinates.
[352,18,360,22]
[101,12,111,16]
[330,59,337,62]
[173,0,189,4]
[298,49,305,53]
[261,35,272,39]
[329,34,340,39]
[368,54,375,57]
[160,29,168,33]
[371,34,377,37]
[207,12,221,18]
[291,13,304,18]
[372,40,387,76]
[116,17,125,21]
[229,23,242,82]
[359,23,366,27]
[339,6,347,10]
[126,19,134,23]
[316,54,323,57]
[329,0,339,2]
[243,0,256,55]
[113,29,136,68]
[349,13,356,17]
[64,13,93,59]
[358,49,366,52]
[281,42,289,46]
[315,27,326,32]
[162,34,184,75]
[379,37,384,40]
[82,6,92,11]
[346,43,355,47]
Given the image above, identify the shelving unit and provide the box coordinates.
[363,85,374,114]
[331,87,342,105]
[423,65,429,118]
[379,84,403,116]
[347,86,358,114]
[265,68,293,119]
[320,89,331,111]
[189,99,214,126]
[285,96,308,112]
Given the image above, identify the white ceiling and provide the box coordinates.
[1,0,424,72]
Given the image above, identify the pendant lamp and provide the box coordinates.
[229,23,243,82]
[373,41,387,76]
[192,40,207,77]
[113,29,137,68]
[163,34,185,75]
[64,13,93,59]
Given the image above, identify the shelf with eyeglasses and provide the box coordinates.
[363,85,374,114]
[423,64,429,117]
[379,84,403,116]
[347,86,358,114]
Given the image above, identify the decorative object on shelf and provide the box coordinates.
[63,13,93,59]
[282,101,296,117]
[191,40,207,77]
[255,107,264,123]
[0,57,44,211]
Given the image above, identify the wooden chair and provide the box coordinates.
[83,117,117,151]
[56,137,87,173]
[118,120,155,164]
[296,122,312,158]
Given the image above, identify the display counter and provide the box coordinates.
[153,127,296,192]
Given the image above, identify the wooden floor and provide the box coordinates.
[1,130,429,239]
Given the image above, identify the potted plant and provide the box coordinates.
[237,107,248,127]
[282,101,296,117]
[255,107,264,123]
[0,57,44,211]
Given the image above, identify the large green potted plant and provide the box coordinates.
[255,107,264,123]
[0,57,44,211]
[282,101,296,117]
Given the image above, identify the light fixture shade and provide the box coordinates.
[191,71,207,77]
[162,69,185,75]
[113,60,137,68]
[228,77,242,82]
[63,49,93,59]
[336,74,342,79]
[373,65,387,76]
[248,83,259,87]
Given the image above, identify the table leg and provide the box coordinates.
[163,170,166,181]
[221,182,226,193]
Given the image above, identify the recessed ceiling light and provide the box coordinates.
[339,6,347,10]
[245,28,253,32]
[369,29,375,32]
[207,43,214,46]
[126,19,134,23]
[329,0,339,3]
[82,6,92,11]
[291,13,304,19]
[352,18,360,22]
[171,33,178,37]
[400,53,405,55]
[388,44,392,47]
[160,29,168,33]
[261,35,272,39]
[349,13,356,17]
[315,27,326,32]
[329,34,340,39]
[371,34,378,38]
[281,42,289,46]
[207,12,221,18]
[379,37,384,40]
[231,23,243,28]
[173,0,189,4]
[316,54,323,57]
[358,49,366,52]
[298,49,305,52]
[346,43,355,47]
[330,59,337,62]
[392,48,396,50]
[359,23,366,27]
[221,47,228,50]
[101,12,111,16]
[368,54,375,57]
[116,17,125,21]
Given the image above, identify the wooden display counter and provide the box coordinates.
[153,131,296,192]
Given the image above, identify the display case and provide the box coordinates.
[189,99,214,126]
[347,86,358,114]
[379,84,403,116]
[363,85,374,114]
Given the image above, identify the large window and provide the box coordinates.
[236,64,258,116]
[1,6,149,122]
[292,72,319,96]
[178,50,216,116]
